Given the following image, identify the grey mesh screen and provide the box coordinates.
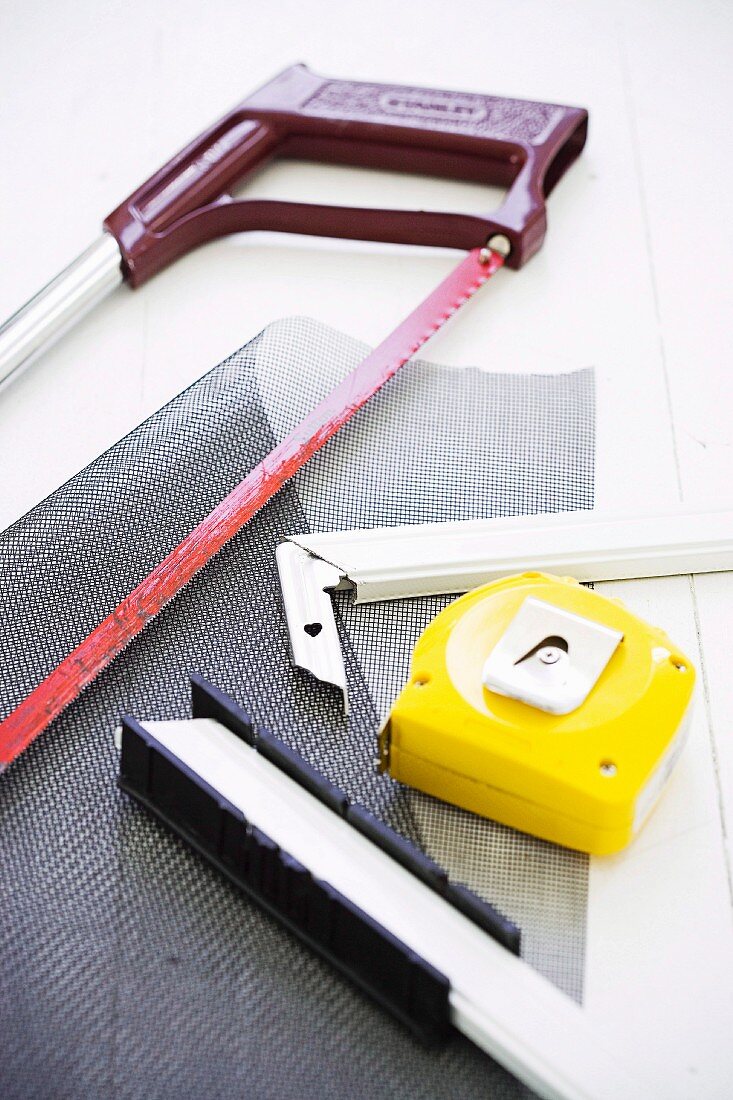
[0,318,594,1099]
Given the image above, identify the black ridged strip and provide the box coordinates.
[345,802,448,892]
[446,883,521,954]
[256,728,349,816]
[188,677,521,956]
[190,671,255,745]
[119,716,451,1046]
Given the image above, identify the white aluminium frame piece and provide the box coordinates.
[288,508,733,603]
[276,509,733,705]
[277,543,349,707]
[141,716,657,1100]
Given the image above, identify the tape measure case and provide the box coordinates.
[380,574,695,855]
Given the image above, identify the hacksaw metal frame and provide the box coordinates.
[276,508,733,707]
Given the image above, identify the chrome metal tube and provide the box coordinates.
[0,234,124,388]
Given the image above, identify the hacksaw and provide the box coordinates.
[0,66,587,768]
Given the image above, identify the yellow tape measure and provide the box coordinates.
[379,573,695,854]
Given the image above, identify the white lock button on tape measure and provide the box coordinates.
[380,573,695,855]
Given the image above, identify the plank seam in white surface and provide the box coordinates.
[617,24,684,502]
[689,573,733,907]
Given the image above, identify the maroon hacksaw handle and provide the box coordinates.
[104,65,587,283]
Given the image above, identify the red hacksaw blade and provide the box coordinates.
[0,247,502,769]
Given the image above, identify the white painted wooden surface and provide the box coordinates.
[0,1,731,1095]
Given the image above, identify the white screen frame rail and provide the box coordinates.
[275,508,733,710]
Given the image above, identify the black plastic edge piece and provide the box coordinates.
[445,883,522,955]
[345,803,448,893]
[190,671,255,745]
[185,676,521,955]
[119,715,152,792]
[118,716,451,1046]
[256,728,349,817]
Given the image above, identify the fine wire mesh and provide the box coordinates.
[329,594,589,998]
[0,317,594,1099]
[255,321,593,527]
[256,320,594,997]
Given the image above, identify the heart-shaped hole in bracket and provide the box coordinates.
[304,622,323,638]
